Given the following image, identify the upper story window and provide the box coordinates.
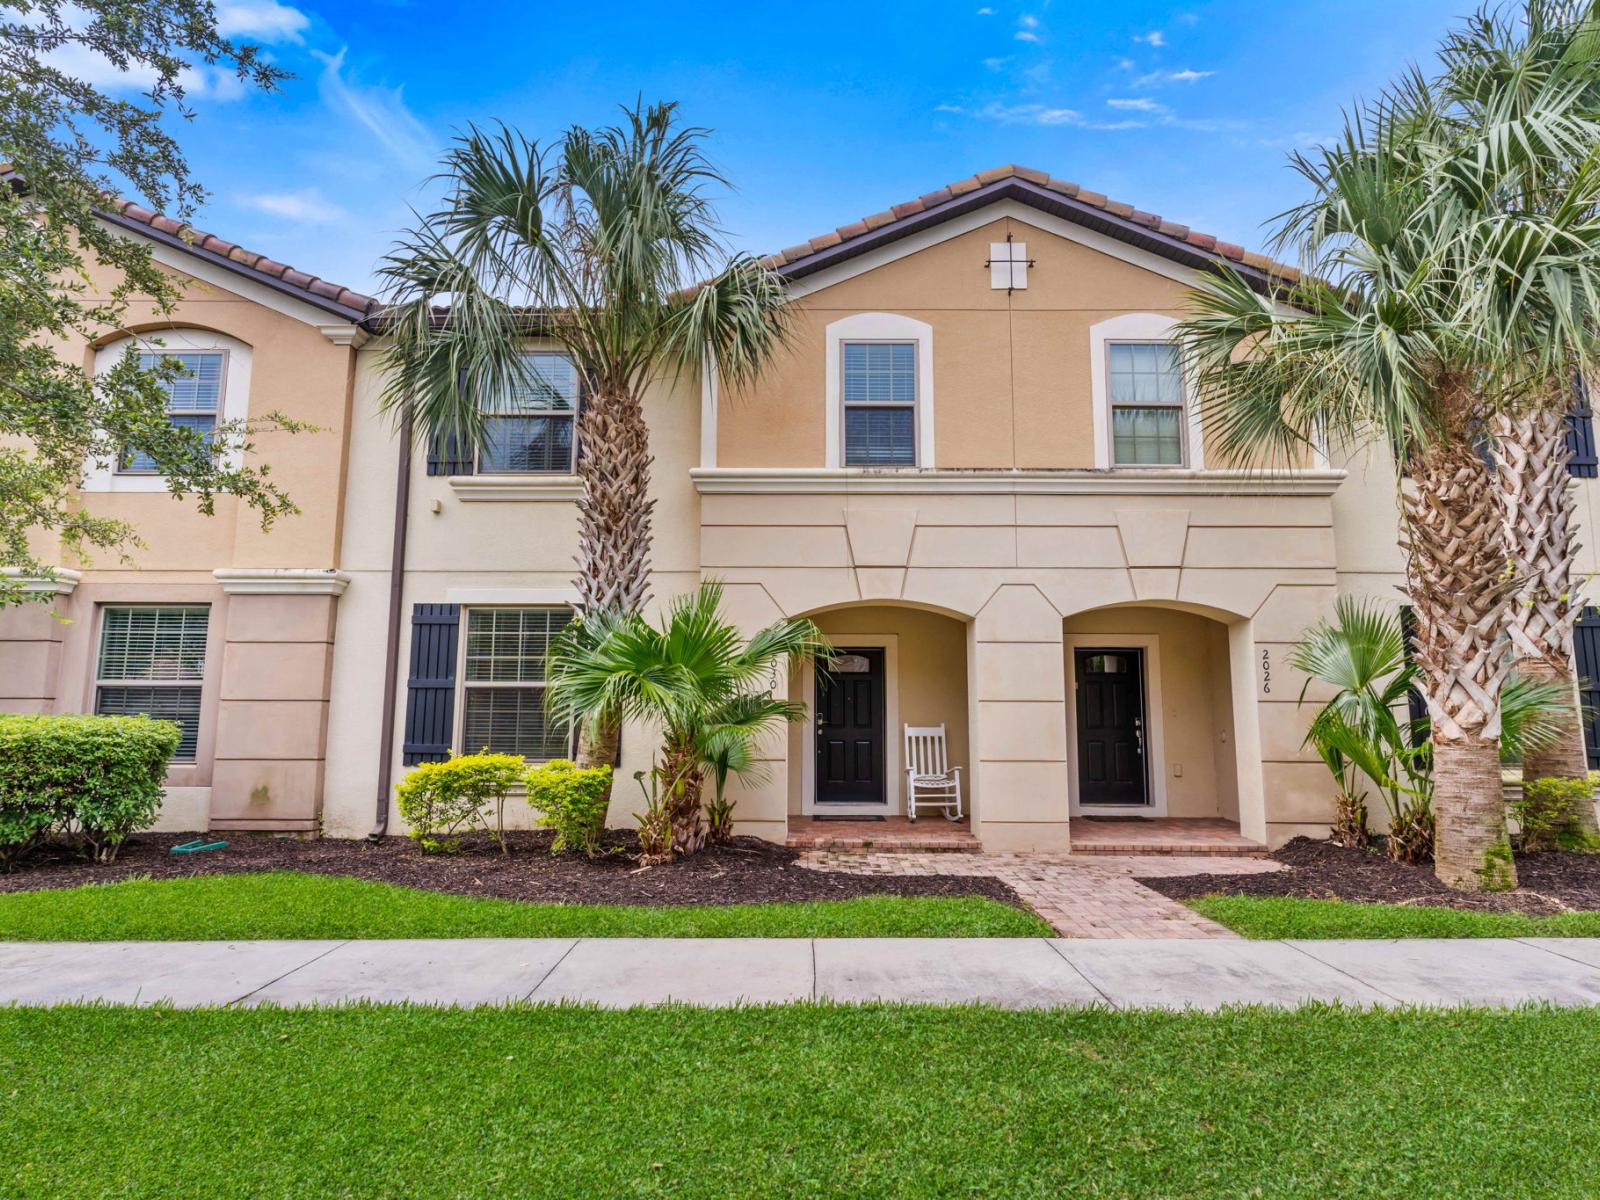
[478,352,579,474]
[119,351,225,473]
[842,341,917,467]
[93,605,210,761]
[1109,342,1186,466]
[459,606,573,760]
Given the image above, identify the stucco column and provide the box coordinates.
[969,585,1071,852]
[0,570,81,715]
[210,569,349,832]
[718,582,791,845]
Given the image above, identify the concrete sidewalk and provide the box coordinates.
[4,937,1600,1009]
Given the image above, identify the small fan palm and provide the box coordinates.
[545,581,832,858]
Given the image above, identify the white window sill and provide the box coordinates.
[447,474,583,503]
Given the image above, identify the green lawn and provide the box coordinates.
[3,1003,1598,1198]
[1190,894,1600,939]
[0,870,1051,940]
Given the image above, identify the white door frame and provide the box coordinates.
[800,634,901,816]
[1065,633,1169,817]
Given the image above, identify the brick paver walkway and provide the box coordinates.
[799,850,1284,938]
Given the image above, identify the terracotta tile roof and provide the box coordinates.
[758,164,1301,286]
[101,198,381,320]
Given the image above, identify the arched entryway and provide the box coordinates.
[787,602,971,820]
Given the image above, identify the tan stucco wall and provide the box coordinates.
[4,240,359,832]
[785,605,970,816]
[717,216,1242,471]
[1062,605,1239,819]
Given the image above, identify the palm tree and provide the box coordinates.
[1292,597,1432,859]
[1433,2,1600,838]
[544,581,831,857]
[1176,60,1600,890]
[374,102,791,780]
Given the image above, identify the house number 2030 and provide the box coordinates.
[1261,649,1272,694]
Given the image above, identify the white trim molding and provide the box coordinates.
[315,323,368,347]
[444,586,582,607]
[1089,312,1205,472]
[691,467,1346,496]
[0,567,83,595]
[212,568,351,596]
[447,475,583,503]
[1065,633,1169,818]
[84,329,253,495]
[824,312,936,469]
[799,633,902,816]
[699,357,719,469]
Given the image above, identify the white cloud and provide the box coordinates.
[981,56,1009,70]
[313,47,436,170]
[44,40,246,101]
[1107,97,1164,112]
[1135,67,1215,87]
[947,101,1148,131]
[217,1,310,44]
[976,5,995,12]
[1116,56,1136,70]
[1015,30,1040,42]
[1134,30,1166,46]
[1019,13,1040,27]
[238,188,346,222]
[1176,11,1200,24]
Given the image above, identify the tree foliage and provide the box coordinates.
[0,1,306,605]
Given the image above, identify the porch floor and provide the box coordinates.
[1069,817,1266,857]
[785,816,978,853]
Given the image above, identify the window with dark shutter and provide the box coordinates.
[1567,375,1598,479]
[425,431,474,477]
[402,604,460,764]
[1400,606,1429,747]
[1573,608,1600,770]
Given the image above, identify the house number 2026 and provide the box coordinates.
[1261,649,1272,694]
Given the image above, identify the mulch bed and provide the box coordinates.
[1143,837,1600,916]
[0,830,1029,910]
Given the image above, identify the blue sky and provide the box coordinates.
[103,0,1467,293]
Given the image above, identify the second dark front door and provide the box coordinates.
[815,648,886,806]
[1074,647,1149,806]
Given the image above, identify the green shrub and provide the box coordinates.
[526,759,612,856]
[394,753,524,854]
[0,713,178,864]
[1514,775,1599,851]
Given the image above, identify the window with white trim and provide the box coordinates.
[94,606,210,761]
[478,352,579,473]
[1109,342,1186,466]
[459,607,574,759]
[842,341,917,466]
[120,351,225,473]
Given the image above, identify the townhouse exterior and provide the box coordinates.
[10,165,1600,851]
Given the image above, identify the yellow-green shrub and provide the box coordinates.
[1514,775,1600,851]
[394,753,524,854]
[526,759,612,856]
[0,713,179,864]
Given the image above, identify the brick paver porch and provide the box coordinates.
[1068,817,1267,856]
[786,815,979,852]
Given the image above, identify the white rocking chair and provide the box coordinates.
[904,724,963,821]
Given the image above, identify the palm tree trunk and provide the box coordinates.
[575,388,655,615]
[660,742,706,857]
[1403,434,1517,891]
[572,387,655,791]
[1493,408,1598,840]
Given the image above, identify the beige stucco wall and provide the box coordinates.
[319,343,705,840]
[785,605,971,817]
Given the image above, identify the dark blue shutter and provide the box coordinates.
[426,431,473,477]
[1568,376,1597,479]
[1574,608,1600,770]
[402,604,460,765]
[1400,606,1429,747]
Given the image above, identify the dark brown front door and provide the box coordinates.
[814,648,886,806]
[1074,648,1148,806]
